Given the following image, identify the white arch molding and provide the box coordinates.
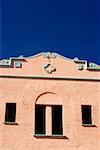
[35,92,63,105]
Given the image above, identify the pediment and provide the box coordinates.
[0,52,100,72]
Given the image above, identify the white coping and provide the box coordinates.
[0,52,100,68]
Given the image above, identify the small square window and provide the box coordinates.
[81,105,92,124]
[5,103,16,122]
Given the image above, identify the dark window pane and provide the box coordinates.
[81,105,92,124]
[35,105,46,134]
[5,103,16,122]
[52,105,63,135]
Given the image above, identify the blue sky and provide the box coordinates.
[1,0,100,64]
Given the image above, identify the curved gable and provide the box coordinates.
[0,52,100,79]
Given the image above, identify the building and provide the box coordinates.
[0,52,100,150]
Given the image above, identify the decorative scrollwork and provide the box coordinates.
[43,52,56,59]
[43,63,56,74]
[15,62,22,68]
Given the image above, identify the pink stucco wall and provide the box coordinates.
[0,52,100,150]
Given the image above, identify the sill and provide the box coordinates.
[4,122,18,125]
[33,134,68,139]
[82,124,96,127]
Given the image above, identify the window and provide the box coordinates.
[52,105,63,135]
[5,103,16,122]
[81,105,92,124]
[35,105,46,134]
[35,105,63,135]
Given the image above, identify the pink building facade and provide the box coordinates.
[0,52,100,150]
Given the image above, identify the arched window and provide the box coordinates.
[35,93,63,136]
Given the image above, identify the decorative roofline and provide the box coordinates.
[0,55,25,67]
[0,52,100,71]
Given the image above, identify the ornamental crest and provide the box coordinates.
[43,63,56,74]
[43,52,56,74]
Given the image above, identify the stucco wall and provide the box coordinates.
[0,52,100,150]
[0,78,100,150]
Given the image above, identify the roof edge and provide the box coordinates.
[0,52,100,71]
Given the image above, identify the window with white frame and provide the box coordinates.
[35,104,63,135]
